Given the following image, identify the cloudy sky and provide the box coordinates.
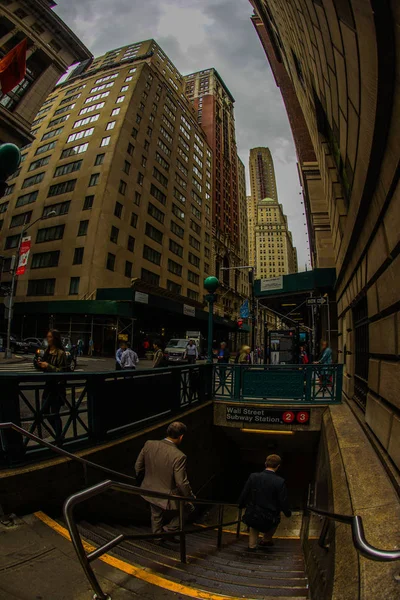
[54,0,310,269]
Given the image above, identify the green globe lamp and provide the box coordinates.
[0,143,22,198]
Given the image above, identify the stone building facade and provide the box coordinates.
[0,0,90,147]
[251,0,400,470]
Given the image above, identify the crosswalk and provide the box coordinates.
[0,360,83,373]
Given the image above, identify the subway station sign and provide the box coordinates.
[225,405,310,425]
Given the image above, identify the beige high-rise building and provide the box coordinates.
[0,40,212,305]
[237,157,249,297]
[0,0,91,148]
[248,147,297,278]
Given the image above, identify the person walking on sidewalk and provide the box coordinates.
[184,339,198,364]
[88,337,94,357]
[239,454,291,552]
[115,341,126,370]
[135,422,195,540]
[121,343,139,370]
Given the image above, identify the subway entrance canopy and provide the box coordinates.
[254,268,336,330]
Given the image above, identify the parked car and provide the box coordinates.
[33,345,77,372]
[24,337,46,353]
[0,333,29,354]
[164,338,192,363]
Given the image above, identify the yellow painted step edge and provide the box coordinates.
[34,511,258,600]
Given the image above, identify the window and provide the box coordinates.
[73,114,99,129]
[110,225,119,243]
[130,212,138,228]
[60,143,88,159]
[141,155,147,167]
[83,195,94,210]
[127,143,134,155]
[177,160,188,177]
[90,82,115,93]
[36,224,65,243]
[31,250,60,269]
[137,172,144,185]
[172,204,184,221]
[22,172,44,189]
[173,188,186,204]
[73,247,84,265]
[79,102,105,116]
[155,152,169,171]
[67,128,94,143]
[145,222,163,244]
[168,259,182,276]
[27,278,55,296]
[179,135,189,152]
[16,191,38,208]
[192,177,202,193]
[125,76,133,83]
[189,235,201,251]
[187,289,199,301]
[0,201,8,213]
[125,261,132,278]
[152,167,168,188]
[59,93,80,104]
[29,156,51,171]
[191,205,201,220]
[143,245,161,265]
[169,239,183,258]
[78,220,89,236]
[54,103,75,116]
[148,202,164,223]
[100,136,111,147]
[3,183,14,196]
[54,160,82,178]
[158,138,171,156]
[189,252,200,268]
[95,153,105,166]
[114,201,123,218]
[106,121,116,130]
[170,220,184,239]
[160,127,172,144]
[84,91,110,104]
[188,270,199,285]
[5,234,19,249]
[167,280,181,295]
[150,183,166,205]
[179,124,190,140]
[42,200,70,217]
[177,146,188,163]
[10,211,32,228]
[134,191,141,206]
[48,179,76,197]
[95,73,118,84]
[111,107,120,116]
[123,160,131,174]
[131,127,138,139]
[190,219,201,235]
[141,268,159,286]
[35,141,56,155]
[121,85,129,92]
[68,277,80,295]
[47,114,70,128]
[106,253,115,271]
[175,173,187,189]
[127,235,135,252]
[116,96,125,103]
[193,165,202,179]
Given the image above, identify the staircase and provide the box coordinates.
[78,520,310,599]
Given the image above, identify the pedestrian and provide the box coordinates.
[153,339,165,368]
[314,340,332,387]
[115,341,126,370]
[299,345,309,364]
[217,341,230,364]
[77,337,84,357]
[36,329,67,445]
[237,345,252,364]
[135,421,195,541]
[88,337,94,357]
[121,343,139,370]
[184,339,198,364]
[239,454,291,552]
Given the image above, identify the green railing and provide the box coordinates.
[213,364,343,404]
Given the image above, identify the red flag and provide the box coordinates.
[0,39,27,96]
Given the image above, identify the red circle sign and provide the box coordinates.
[296,411,310,424]
[282,411,295,423]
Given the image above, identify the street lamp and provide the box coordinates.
[0,143,21,198]
[204,276,219,364]
[4,211,56,358]
[220,265,256,352]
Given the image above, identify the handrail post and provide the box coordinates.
[217,504,224,549]
[318,517,330,549]
[179,500,186,564]
[236,509,242,539]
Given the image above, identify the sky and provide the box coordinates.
[54,0,310,270]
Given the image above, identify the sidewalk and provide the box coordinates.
[0,354,28,365]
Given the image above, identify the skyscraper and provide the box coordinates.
[0,41,213,306]
[184,69,247,319]
[248,147,297,279]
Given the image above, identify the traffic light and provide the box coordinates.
[237,318,243,329]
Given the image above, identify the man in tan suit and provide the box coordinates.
[135,421,194,536]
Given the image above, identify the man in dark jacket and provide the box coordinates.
[239,454,291,551]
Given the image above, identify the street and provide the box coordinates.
[0,355,156,373]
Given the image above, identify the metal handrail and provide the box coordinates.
[307,505,400,562]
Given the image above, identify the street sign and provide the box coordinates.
[306,297,327,306]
